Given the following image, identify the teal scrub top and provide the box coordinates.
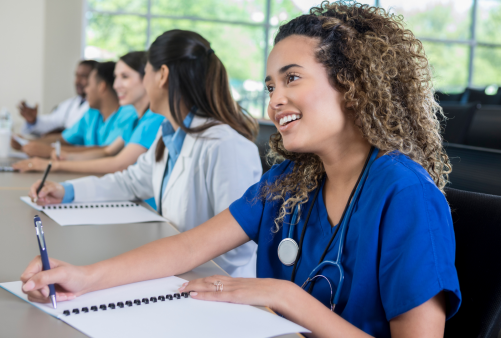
[126,109,165,149]
[60,108,164,208]
[229,152,461,337]
[62,105,137,146]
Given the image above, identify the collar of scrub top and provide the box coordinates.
[158,106,197,215]
[295,147,379,310]
[161,107,196,151]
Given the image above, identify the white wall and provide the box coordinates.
[43,0,85,118]
[0,0,45,131]
[0,0,84,132]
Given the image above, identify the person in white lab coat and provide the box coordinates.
[27,29,262,278]
[18,60,98,137]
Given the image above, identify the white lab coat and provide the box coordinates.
[68,116,261,277]
[22,96,88,136]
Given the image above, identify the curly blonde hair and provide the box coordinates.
[263,0,451,230]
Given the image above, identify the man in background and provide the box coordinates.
[59,61,137,149]
[12,61,137,160]
[18,60,97,137]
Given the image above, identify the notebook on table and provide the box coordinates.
[0,276,309,338]
[21,196,166,226]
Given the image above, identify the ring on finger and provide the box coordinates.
[213,280,223,292]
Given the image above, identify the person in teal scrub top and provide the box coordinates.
[21,3,461,337]
[13,52,164,174]
[24,29,261,277]
[12,62,137,160]
[59,61,137,148]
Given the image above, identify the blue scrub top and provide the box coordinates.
[126,109,165,149]
[62,105,137,146]
[229,152,461,337]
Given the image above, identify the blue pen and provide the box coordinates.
[33,215,57,308]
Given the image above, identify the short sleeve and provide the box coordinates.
[108,106,137,145]
[378,183,461,321]
[62,112,87,145]
[127,114,164,149]
[229,160,292,243]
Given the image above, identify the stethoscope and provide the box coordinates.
[277,146,378,310]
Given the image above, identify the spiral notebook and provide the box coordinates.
[0,276,309,338]
[21,196,166,226]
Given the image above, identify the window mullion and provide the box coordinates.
[146,0,152,50]
[468,0,478,87]
[262,0,272,118]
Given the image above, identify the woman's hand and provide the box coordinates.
[12,157,50,173]
[104,137,125,156]
[10,135,24,150]
[50,149,70,161]
[21,256,93,303]
[28,179,65,205]
[179,275,295,312]
[18,101,38,124]
[21,142,53,158]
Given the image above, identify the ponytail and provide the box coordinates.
[148,30,258,162]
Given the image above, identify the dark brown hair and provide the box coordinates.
[120,51,146,78]
[264,0,451,230]
[148,29,258,161]
[79,59,98,69]
[94,61,117,98]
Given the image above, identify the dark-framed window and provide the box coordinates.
[85,0,501,117]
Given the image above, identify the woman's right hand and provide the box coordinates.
[21,256,92,303]
[28,180,65,205]
[50,149,69,161]
[11,135,23,150]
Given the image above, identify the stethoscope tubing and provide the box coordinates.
[334,146,378,268]
[288,205,300,238]
[284,146,379,308]
[305,147,379,305]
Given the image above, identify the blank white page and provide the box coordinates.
[21,196,166,226]
[1,276,309,338]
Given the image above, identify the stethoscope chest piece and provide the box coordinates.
[278,238,299,266]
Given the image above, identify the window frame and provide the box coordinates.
[84,0,501,117]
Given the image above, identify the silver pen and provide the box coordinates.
[55,140,61,160]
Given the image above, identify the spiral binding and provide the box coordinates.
[43,202,140,210]
[62,292,190,316]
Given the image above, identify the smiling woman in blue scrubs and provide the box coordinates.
[21,2,460,337]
